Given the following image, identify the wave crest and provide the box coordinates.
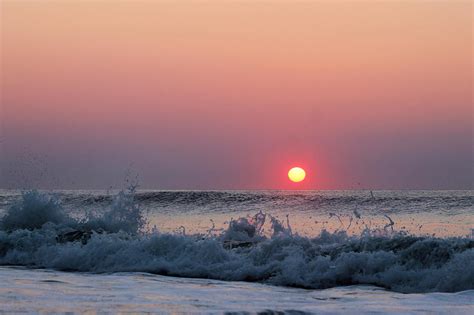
[0,190,473,294]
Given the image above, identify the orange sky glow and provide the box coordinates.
[1,1,472,189]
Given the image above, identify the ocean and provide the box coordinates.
[0,189,473,314]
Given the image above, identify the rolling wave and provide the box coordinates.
[0,190,473,294]
[2,190,472,216]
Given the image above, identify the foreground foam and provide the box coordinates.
[0,190,473,294]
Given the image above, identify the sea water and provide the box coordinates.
[0,189,473,313]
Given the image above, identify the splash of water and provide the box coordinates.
[0,191,70,231]
[0,190,473,294]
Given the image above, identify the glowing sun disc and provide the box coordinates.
[288,167,306,182]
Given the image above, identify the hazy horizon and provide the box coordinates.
[1,1,472,190]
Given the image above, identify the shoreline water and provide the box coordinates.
[1,267,473,314]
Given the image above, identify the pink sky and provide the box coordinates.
[1,1,472,189]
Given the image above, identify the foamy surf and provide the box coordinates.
[0,189,473,295]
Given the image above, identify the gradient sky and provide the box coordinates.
[1,1,472,190]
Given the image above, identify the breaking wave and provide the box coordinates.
[0,190,473,294]
[3,190,471,215]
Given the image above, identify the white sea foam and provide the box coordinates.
[0,190,473,294]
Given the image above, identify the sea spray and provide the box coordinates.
[0,190,473,293]
[0,191,69,231]
[81,184,147,234]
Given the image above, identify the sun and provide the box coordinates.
[288,167,306,183]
